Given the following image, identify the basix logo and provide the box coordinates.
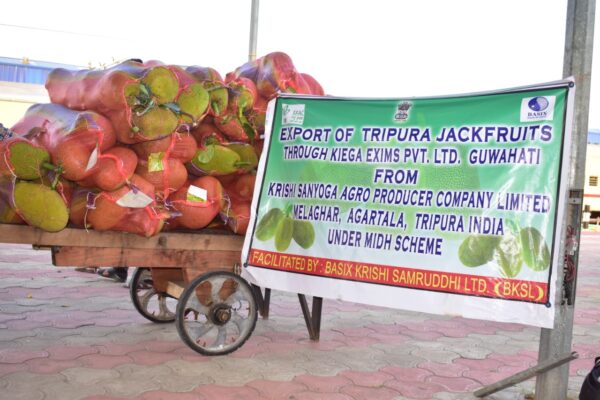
[520,96,555,122]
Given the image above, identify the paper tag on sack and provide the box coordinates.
[148,152,166,172]
[116,190,154,208]
[187,185,207,203]
[85,146,99,172]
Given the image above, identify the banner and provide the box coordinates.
[242,80,574,328]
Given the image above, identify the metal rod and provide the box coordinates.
[298,294,323,341]
[248,0,259,61]
[251,285,270,319]
[311,297,323,341]
[298,294,315,339]
[263,287,271,319]
[475,352,578,398]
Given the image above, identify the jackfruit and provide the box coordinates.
[13,181,68,232]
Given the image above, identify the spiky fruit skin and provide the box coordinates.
[0,139,50,180]
[141,66,179,104]
[13,181,68,232]
[177,83,209,124]
[131,107,179,140]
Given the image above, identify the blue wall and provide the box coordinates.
[0,57,80,85]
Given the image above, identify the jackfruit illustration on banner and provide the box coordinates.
[242,80,574,329]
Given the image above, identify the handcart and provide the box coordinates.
[0,224,263,356]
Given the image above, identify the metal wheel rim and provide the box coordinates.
[177,272,257,355]
[131,268,176,322]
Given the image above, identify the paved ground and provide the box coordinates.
[0,234,599,400]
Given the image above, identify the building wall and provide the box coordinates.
[0,81,49,127]
[583,144,600,215]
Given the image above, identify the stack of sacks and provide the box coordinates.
[1,53,324,236]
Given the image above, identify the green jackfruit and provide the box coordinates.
[203,81,229,116]
[293,220,315,249]
[519,227,550,271]
[13,181,68,232]
[227,143,259,172]
[6,141,50,180]
[458,234,501,267]
[141,66,179,103]
[255,208,284,241]
[177,83,209,123]
[274,215,294,252]
[191,144,242,176]
[494,232,523,278]
[132,107,179,140]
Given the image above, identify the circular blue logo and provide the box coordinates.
[528,97,549,112]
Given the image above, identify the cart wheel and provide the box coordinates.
[130,267,176,323]
[176,271,257,356]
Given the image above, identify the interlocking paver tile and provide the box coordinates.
[381,366,433,382]
[440,342,491,359]
[78,354,134,369]
[288,392,355,400]
[26,358,79,374]
[163,359,218,380]
[140,340,185,353]
[61,366,119,385]
[209,357,269,384]
[154,371,212,393]
[410,348,459,364]
[418,361,469,378]
[385,379,446,399]
[0,348,48,363]
[341,384,402,400]
[46,344,98,360]
[427,375,481,392]
[0,363,27,377]
[247,379,308,400]
[194,384,262,400]
[333,333,380,347]
[95,342,147,356]
[1,371,67,395]
[1,388,45,400]
[454,356,503,371]
[293,373,352,393]
[128,350,180,366]
[367,332,412,346]
[138,390,202,399]
[103,365,167,397]
[339,369,395,387]
[5,318,52,330]
[433,392,480,400]
[0,236,600,399]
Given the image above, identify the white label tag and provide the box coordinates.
[116,190,154,208]
[85,146,99,172]
[187,185,207,203]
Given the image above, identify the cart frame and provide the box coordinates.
[0,224,266,355]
